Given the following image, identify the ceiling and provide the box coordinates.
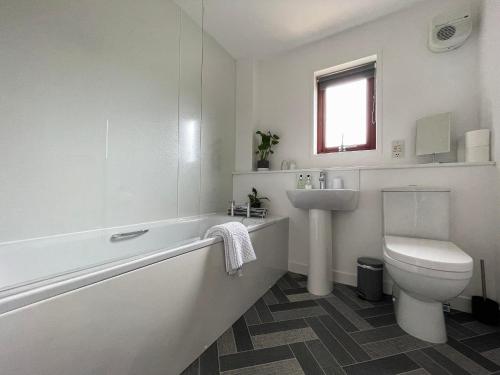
[177,0,424,60]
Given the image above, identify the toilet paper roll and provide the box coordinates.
[465,145,490,162]
[465,129,490,148]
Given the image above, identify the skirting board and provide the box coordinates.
[288,261,471,313]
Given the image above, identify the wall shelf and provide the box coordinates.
[232,161,496,175]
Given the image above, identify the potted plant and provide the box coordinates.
[248,187,269,208]
[256,130,279,170]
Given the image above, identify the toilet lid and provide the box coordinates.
[384,236,473,272]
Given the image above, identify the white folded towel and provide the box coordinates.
[204,222,257,275]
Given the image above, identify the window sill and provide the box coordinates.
[315,147,376,155]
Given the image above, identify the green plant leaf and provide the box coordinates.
[255,129,279,158]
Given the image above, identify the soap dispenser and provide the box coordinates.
[297,174,305,189]
[304,174,313,190]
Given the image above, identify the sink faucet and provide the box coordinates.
[319,170,327,190]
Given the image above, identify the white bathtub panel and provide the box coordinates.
[0,219,288,375]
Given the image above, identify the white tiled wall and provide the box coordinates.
[200,34,237,214]
[0,0,236,242]
[178,11,203,218]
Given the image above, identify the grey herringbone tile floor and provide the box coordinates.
[181,272,500,375]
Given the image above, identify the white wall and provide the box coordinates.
[233,0,498,312]
[478,0,500,303]
[0,0,236,242]
[235,0,481,170]
[234,164,497,311]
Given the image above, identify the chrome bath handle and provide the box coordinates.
[110,229,149,242]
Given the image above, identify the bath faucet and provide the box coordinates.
[246,202,251,218]
[319,170,327,190]
[229,200,235,216]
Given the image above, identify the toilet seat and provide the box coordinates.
[384,249,472,280]
[384,235,473,273]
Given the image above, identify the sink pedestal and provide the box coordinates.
[286,188,359,297]
[308,209,333,295]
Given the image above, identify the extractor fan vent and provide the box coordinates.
[429,7,472,53]
[436,25,456,41]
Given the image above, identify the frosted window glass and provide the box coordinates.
[324,79,367,148]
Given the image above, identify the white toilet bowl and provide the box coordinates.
[383,235,473,344]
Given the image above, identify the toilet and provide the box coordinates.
[382,186,473,344]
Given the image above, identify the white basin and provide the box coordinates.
[286,188,360,296]
[286,189,359,211]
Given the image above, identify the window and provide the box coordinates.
[316,61,376,154]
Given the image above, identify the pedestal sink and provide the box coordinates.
[286,189,359,295]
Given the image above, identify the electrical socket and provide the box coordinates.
[392,140,405,159]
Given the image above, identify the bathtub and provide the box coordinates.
[0,214,289,375]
